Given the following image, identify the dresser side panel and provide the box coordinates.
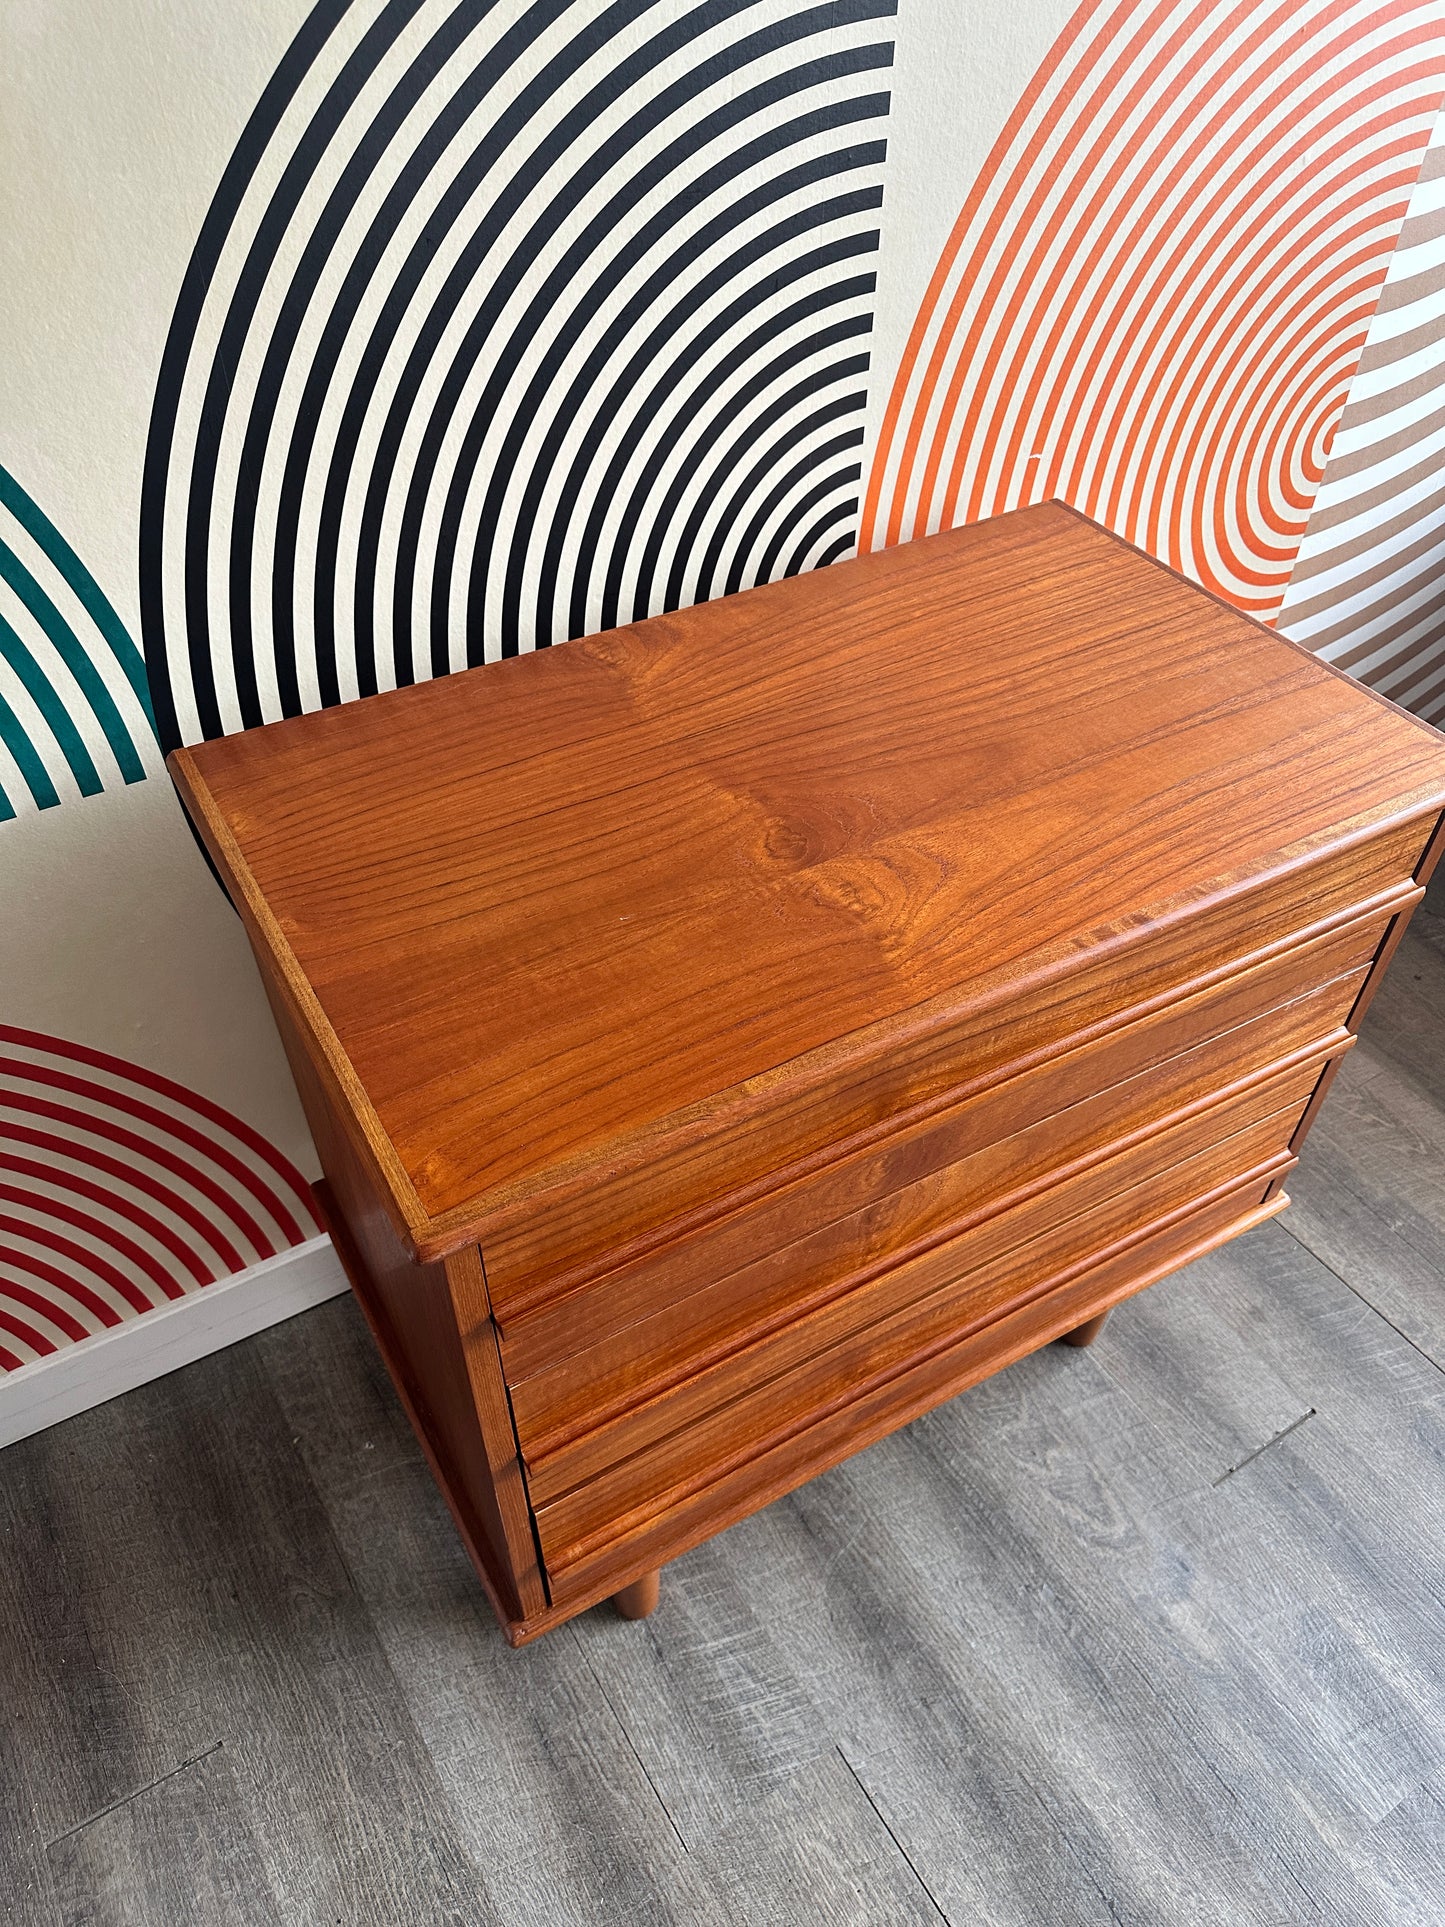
[258,968,542,1630]
[442,1247,549,1618]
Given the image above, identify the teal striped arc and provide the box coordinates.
[0,465,157,821]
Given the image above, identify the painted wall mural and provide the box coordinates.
[0,467,158,821]
[0,1026,318,1371]
[4,0,1445,1402]
[1279,114,1445,721]
[863,0,1445,620]
[141,0,895,747]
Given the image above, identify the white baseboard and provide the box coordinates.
[0,1235,349,1449]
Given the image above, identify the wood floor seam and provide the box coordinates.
[833,1747,953,1926]
[1211,1406,1318,1486]
[566,1622,694,1858]
[1277,1215,1445,1380]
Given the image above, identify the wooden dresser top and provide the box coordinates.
[172,503,1445,1246]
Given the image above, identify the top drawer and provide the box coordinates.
[478,825,1427,1313]
[495,889,1404,1385]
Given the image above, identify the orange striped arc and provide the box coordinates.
[862,0,1445,620]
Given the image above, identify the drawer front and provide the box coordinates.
[526,1057,1313,1569]
[498,898,1392,1393]
[540,1174,1284,1606]
[509,1016,1341,1461]
[479,822,1427,1312]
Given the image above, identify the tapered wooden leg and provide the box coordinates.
[1059,1309,1110,1348]
[611,1570,661,1620]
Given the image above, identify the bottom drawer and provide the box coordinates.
[531,1071,1309,1577]
[540,1170,1284,1605]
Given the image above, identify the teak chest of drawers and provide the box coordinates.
[171,503,1445,1645]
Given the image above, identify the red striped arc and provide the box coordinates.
[0,1197,189,1305]
[0,1087,284,1258]
[1,1151,224,1284]
[2,1037,309,1240]
[0,1025,318,1371]
[0,1120,248,1270]
[0,1215,162,1316]
[1,1275,94,1345]
[862,0,1445,622]
[0,1237,127,1329]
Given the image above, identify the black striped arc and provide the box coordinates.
[139,0,896,755]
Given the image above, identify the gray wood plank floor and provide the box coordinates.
[5,893,1445,1925]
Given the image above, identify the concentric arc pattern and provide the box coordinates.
[141,0,895,751]
[1279,115,1445,721]
[0,466,156,822]
[0,1026,320,1372]
[863,0,1445,621]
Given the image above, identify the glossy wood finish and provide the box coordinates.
[513,1051,1331,1484]
[264,1019,546,1624]
[526,1127,1304,1571]
[168,503,1445,1644]
[170,504,1445,1267]
[496,903,1393,1377]
[477,841,1418,1311]
[500,985,1367,1433]
[519,1182,1293,1622]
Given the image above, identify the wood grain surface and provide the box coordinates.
[273,1033,546,1624]
[162,503,1445,1649]
[524,1096,1307,1527]
[169,503,1445,1260]
[471,847,1422,1298]
[531,1182,1292,1615]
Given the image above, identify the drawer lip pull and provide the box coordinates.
[522,1106,1299,1499]
[499,937,1379,1390]
[523,1177,1295,1633]
[482,878,1417,1309]
[537,1156,1294,1579]
[512,1034,1345,1469]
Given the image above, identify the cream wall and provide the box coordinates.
[1,1,311,1144]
